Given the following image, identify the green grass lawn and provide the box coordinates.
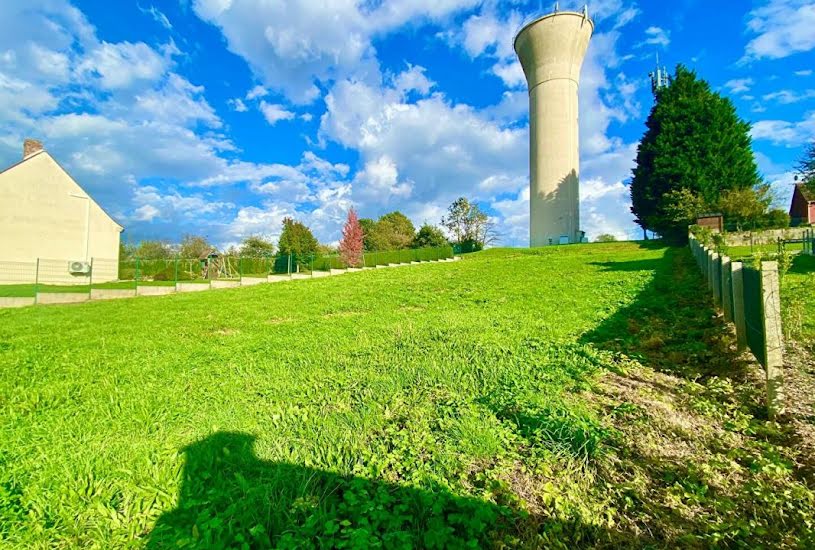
[782,254,815,348]
[1,243,813,548]
[726,241,803,260]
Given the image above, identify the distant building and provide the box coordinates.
[790,184,815,226]
[0,139,123,279]
[696,213,723,233]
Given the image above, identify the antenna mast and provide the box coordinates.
[649,52,669,96]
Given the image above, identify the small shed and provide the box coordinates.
[696,213,724,233]
[790,184,815,226]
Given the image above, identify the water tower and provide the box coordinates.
[514,7,593,246]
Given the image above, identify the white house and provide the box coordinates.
[0,139,123,283]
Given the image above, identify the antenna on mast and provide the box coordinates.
[649,52,669,96]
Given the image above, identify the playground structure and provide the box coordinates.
[199,250,239,280]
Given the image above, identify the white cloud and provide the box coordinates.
[744,0,815,61]
[78,41,171,89]
[392,64,435,96]
[259,101,295,125]
[139,5,173,30]
[229,98,248,112]
[751,112,815,146]
[134,73,221,127]
[762,89,815,104]
[638,26,670,48]
[191,0,477,103]
[245,85,268,100]
[796,69,813,77]
[131,185,235,223]
[724,78,754,94]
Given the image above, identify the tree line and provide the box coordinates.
[629,65,810,243]
[121,197,496,260]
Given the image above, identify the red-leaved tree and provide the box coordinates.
[339,208,364,267]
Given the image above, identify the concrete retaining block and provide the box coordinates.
[347,268,362,272]
[375,264,389,269]
[311,271,331,278]
[267,275,290,283]
[211,280,240,289]
[90,289,135,300]
[240,277,267,286]
[291,273,311,280]
[329,269,347,275]
[137,285,176,296]
[0,297,35,308]
[177,282,210,292]
[37,292,89,305]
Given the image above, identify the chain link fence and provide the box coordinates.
[0,246,455,307]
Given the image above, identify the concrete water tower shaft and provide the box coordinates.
[514,9,593,247]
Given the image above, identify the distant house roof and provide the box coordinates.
[797,183,815,202]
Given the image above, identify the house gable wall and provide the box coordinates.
[0,152,122,264]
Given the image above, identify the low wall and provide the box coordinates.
[90,289,134,300]
[37,293,89,305]
[0,297,35,308]
[137,286,176,296]
[725,228,809,246]
[0,254,463,308]
[177,282,210,292]
[211,280,240,289]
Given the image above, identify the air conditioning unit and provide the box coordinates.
[69,261,91,274]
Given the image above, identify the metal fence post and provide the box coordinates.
[288,253,292,278]
[761,261,785,419]
[731,261,747,351]
[135,257,141,295]
[34,258,40,305]
[88,257,94,300]
[174,257,179,292]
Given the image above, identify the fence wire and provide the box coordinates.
[0,246,455,302]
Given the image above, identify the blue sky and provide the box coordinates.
[1,0,813,247]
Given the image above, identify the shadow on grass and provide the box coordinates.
[788,254,815,275]
[146,432,642,549]
[582,247,748,382]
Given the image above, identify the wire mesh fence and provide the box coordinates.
[804,228,814,256]
[689,234,785,417]
[0,245,456,303]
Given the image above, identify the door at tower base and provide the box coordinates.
[514,11,593,247]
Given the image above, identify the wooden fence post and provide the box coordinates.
[731,261,747,352]
[721,256,732,323]
[761,261,785,419]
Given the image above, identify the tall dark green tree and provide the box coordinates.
[630,65,760,242]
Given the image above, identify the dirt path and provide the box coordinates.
[784,341,815,475]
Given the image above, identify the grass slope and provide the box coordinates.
[1,243,813,548]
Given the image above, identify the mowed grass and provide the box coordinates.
[726,241,802,260]
[1,243,814,548]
